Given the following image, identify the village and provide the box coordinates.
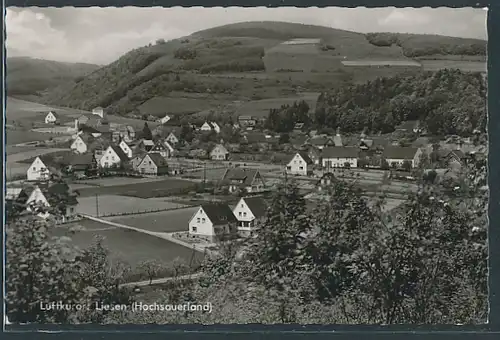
[6,101,486,260]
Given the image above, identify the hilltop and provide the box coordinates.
[39,21,486,118]
[7,57,100,98]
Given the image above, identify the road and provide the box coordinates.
[120,272,203,288]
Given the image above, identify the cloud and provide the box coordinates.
[6,7,487,65]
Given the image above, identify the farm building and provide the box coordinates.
[136,153,169,176]
[220,169,266,194]
[286,152,314,176]
[27,156,52,181]
[99,145,129,168]
[188,203,237,242]
[44,111,59,124]
[210,144,229,161]
[383,146,422,168]
[232,196,268,237]
[322,147,359,169]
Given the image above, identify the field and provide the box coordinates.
[50,219,204,268]
[75,178,198,198]
[183,168,228,181]
[420,60,486,72]
[234,92,320,117]
[108,207,199,233]
[138,96,222,116]
[77,195,191,217]
[73,177,168,187]
[6,130,61,146]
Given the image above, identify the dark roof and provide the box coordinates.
[291,135,308,146]
[145,153,169,168]
[109,145,129,162]
[296,151,313,164]
[322,146,359,158]
[382,146,419,159]
[200,203,237,226]
[221,169,260,186]
[242,196,268,219]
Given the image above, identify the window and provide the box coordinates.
[241,204,244,208]
[299,160,302,164]
[197,218,201,223]
[192,226,197,232]
[299,166,304,170]
[243,212,247,217]
[112,156,115,161]
[202,218,206,223]
[239,212,242,217]
[106,156,109,160]
[33,167,37,171]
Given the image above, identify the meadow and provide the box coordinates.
[234,92,320,117]
[107,206,199,233]
[76,195,191,217]
[50,219,204,269]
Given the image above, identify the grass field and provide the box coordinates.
[234,92,320,117]
[138,96,222,116]
[50,219,204,268]
[6,130,61,146]
[75,178,198,198]
[77,195,190,216]
[108,207,199,233]
[183,168,228,181]
[420,60,486,72]
[74,177,167,187]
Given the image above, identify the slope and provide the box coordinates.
[40,21,487,118]
[6,57,100,97]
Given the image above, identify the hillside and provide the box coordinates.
[40,21,487,118]
[6,57,100,97]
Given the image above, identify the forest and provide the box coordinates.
[6,154,487,324]
[266,69,486,137]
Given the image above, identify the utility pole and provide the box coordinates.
[95,193,99,217]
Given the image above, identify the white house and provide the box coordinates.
[25,186,50,212]
[232,196,267,237]
[200,122,213,132]
[188,203,237,242]
[321,147,359,169]
[210,144,229,161]
[157,114,171,125]
[70,135,90,154]
[99,145,129,168]
[45,111,59,124]
[166,132,179,145]
[211,122,221,134]
[220,169,266,194]
[27,157,51,181]
[92,107,105,118]
[285,152,313,176]
[383,146,422,168]
[150,140,171,158]
[119,140,133,159]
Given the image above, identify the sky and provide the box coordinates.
[5,7,487,65]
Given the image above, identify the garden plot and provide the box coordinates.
[77,195,190,217]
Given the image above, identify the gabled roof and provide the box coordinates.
[200,203,237,226]
[242,196,268,219]
[290,151,313,165]
[308,136,334,146]
[47,111,59,119]
[108,145,129,162]
[221,169,261,186]
[211,144,229,154]
[382,146,420,159]
[322,146,359,159]
[143,153,169,168]
[151,140,169,151]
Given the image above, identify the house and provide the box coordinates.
[321,147,359,169]
[232,196,268,236]
[131,153,147,171]
[137,139,155,152]
[27,156,52,181]
[166,132,179,145]
[188,203,237,242]
[67,154,96,178]
[210,144,229,161]
[70,134,99,154]
[305,146,321,165]
[211,122,221,134]
[157,114,171,125]
[238,115,256,127]
[200,122,213,132]
[286,152,314,176]
[150,140,171,158]
[136,153,169,176]
[220,169,266,194]
[99,145,129,168]
[92,107,105,118]
[45,111,59,124]
[316,172,336,191]
[383,146,422,168]
[439,149,467,168]
[113,125,136,143]
[119,140,134,159]
[76,115,90,127]
[306,136,336,150]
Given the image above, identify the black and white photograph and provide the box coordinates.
[4,6,488,325]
